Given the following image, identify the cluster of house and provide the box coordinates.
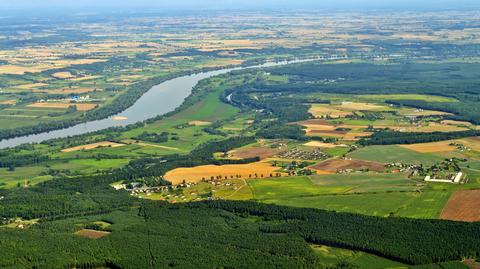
[278,148,328,160]
[384,163,423,175]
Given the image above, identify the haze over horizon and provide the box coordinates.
[3,0,480,12]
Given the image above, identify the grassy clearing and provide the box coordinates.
[249,176,347,200]
[311,244,407,269]
[0,166,51,189]
[258,191,420,217]
[246,174,451,218]
[310,173,419,193]
[397,188,453,219]
[68,159,131,171]
[356,94,457,103]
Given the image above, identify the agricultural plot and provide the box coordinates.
[440,189,480,222]
[61,142,126,152]
[310,158,386,173]
[348,145,444,165]
[243,174,453,218]
[27,103,97,111]
[229,145,281,160]
[75,229,110,239]
[0,166,52,189]
[400,141,458,153]
[164,161,284,185]
[309,102,392,119]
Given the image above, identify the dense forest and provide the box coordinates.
[359,130,480,145]
[0,199,478,268]
[257,62,480,124]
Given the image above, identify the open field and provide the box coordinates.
[35,87,97,94]
[309,104,352,118]
[303,141,339,148]
[75,229,110,239]
[0,59,107,75]
[13,83,49,90]
[61,142,126,152]
[355,94,458,103]
[164,161,284,185]
[51,71,75,79]
[309,102,391,119]
[343,131,373,141]
[400,141,458,153]
[229,146,280,160]
[188,120,212,126]
[349,145,443,165]
[247,175,437,217]
[28,103,97,111]
[440,189,480,222]
[311,244,407,269]
[310,158,386,172]
[441,120,473,126]
[0,166,52,189]
[338,102,390,111]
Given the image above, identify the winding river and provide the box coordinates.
[0,58,317,149]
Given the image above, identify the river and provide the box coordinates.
[0,58,319,149]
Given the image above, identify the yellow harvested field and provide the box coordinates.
[309,105,351,118]
[0,59,106,75]
[61,142,125,152]
[441,120,473,126]
[189,121,212,126]
[309,102,390,119]
[303,124,339,136]
[303,124,336,131]
[14,83,48,90]
[199,59,245,68]
[0,100,16,105]
[137,142,180,151]
[400,141,457,153]
[28,103,97,111]
[0,65,39,75]
[34,88,97,94]
[69,75,101,82]
[164,162,284,185]
[339,102,390,111]
[51,71,75,79]
[343,132,373,141]
[303,141,339,148]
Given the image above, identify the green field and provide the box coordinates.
[246,175,450,218]
[349,145,444,165]
[311,245,408,269]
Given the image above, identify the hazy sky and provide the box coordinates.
[3,0,480,11]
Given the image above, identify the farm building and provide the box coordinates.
[424,172,464,184]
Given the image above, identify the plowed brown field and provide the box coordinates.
[441,190,480,222]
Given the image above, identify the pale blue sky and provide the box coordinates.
[3,0,480,10]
